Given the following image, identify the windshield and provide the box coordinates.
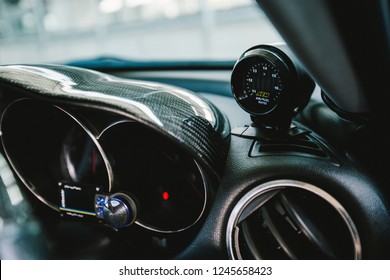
[0,0,283,64]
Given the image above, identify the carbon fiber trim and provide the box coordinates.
[0,64,230,179]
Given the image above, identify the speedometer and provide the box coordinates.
[231,44,314,131]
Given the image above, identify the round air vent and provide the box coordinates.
[227,180,361,259]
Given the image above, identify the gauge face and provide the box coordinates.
[232,45,315,130]
[231,45,298,121]
[137,147,206,232]
[241,60,283,115]
[232,55,286,116]
[60,125,109,187]
[0,99,111,210]
[100,122,207,233]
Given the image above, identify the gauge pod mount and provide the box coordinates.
[231,44,315,134]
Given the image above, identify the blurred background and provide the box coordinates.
[0,0,283,64]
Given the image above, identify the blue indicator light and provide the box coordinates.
[96,196,105,206]
[97,207,104,218]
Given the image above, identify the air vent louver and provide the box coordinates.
[227,180,361,259]
[250,133,336,163]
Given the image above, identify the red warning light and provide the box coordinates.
[162,191,170,201]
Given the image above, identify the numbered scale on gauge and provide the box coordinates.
[242,62,283,114]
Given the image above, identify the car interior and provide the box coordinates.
[0,0,389,260]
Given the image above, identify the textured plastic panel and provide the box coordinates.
[0,64,230,179]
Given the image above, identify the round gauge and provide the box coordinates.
[231,45,293,117]
[240,60,283,115]
[231,45,314,130]
[100,121,208,233]
[0,99,111,211]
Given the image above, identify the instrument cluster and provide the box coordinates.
[1,98,211,254]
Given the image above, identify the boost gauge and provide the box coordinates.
[231,44,314,131]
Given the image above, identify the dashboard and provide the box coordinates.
[0,44,389,260]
